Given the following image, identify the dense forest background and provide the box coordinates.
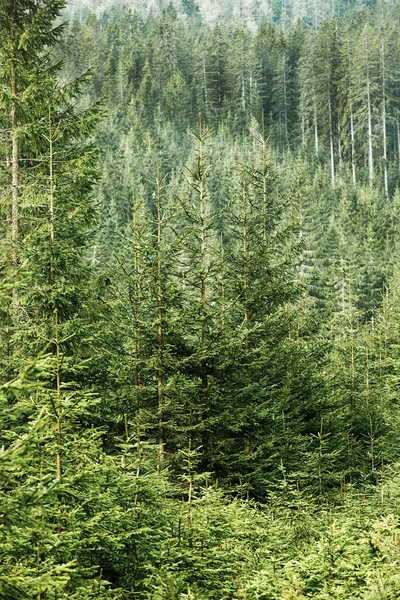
[66,0,377,29]
[3,0,400,598]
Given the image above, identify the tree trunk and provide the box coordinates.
[397,119,400,176]
[365,335,375,474]
[314,97,319,155]
[328,92,335,186]
[203,53,208,108]
[381,41,388,197]
[365,34,374,186]
[220,237,225,330]
[156,174,165,462]
[132,175,141,411]
[242,160,249,325]
[198,115,209,452]
[350,102,356,184]
[283,56,289,147]
[262,111,268,243]
[10,0,19,286]
[49,112,62,533]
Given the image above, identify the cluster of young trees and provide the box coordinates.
[2,0,400,598]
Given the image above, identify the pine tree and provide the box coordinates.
[351,24,380,187]
[0,0,64,276]
[314,20,342,186]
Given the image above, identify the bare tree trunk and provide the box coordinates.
[367,79,374,186]
[350,102,356,184]
[301,112,305,147]
[381,41,388,197]
[347,45,357,184]
[338,117,343,176]
[365,33,374,186]
[328,92,335,186]
[313,97,319,155]
[241,49,246,112]
[249,70,253,119]
[10,0,19,289]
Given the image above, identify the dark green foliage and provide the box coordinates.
[3,1,400,598]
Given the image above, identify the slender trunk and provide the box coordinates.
[262,111,268,243]
[217,52,222,107]
[242,160,248,325]
[49,107,62,534]
[49,106,55,289]
[365,336,375,474]
[220,236,225,330]
[383,286,389,360]
[199,117,206,353]
[347,45,356,184]
[350,102,356,184]
[55,312,62,535]
[249,70,253,119]
[221,274,225,329]
[318,418,324,498]
[187,441,193,533]
[282,56,288,147]
[202,54,208,108]
[37,458,43,600]
[156,175,164,461]
[350,325,355,399]
[367,80,373,185]
[119,63,124,101]
[328,92,335,186]
[10,0,19,288]
[133,419,142,506]
[132,176,141,409]
[241,50,246,112]
[313,97,319,155]
[397,119,400,176]
[365,34,374,185]
[381,41,388,197]
[198,116,208,449]
[349,293,355,470]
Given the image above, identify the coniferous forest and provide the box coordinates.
[4,0,400,597]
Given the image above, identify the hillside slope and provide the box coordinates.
[66,0,373,28]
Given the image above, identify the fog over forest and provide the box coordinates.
[66,0,375,28]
